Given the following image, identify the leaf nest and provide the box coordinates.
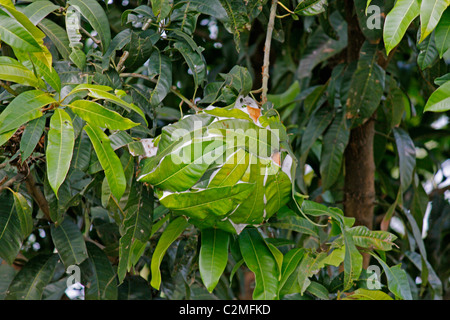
[136,97,295,233]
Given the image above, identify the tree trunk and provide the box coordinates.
[343,0,375,268]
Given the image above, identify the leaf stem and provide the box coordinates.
[119,73,200,112]
[261,0,278,105]
[0,80,18,96]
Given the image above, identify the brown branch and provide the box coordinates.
[25,171,51,221]
[0,174,23,192]
[260,0,278,105]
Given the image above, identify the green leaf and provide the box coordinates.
[6,254,59,300]
[69,48,86,70]
[306,281,330,300]
[86,88,147,125]
[84,123,126,200]
[342,288,393,300]
[0,193,22,265]
[320,111,350,190]
[102,29,132,69]
[10,190,33,239]
[239,228,279,300]
[342,226,363,290]
[0,15,42,52]
[148,50,172,107]
[347,42,385,121]
[218,0,249,51]
[29,55,61,92]
[189,0,228,20]
[220,65,253,97]
[118,183,153,284]
[38,18,71,60]
[46,108,75,196]
[405,251,443,299]
[0,56,41,87]
[417,33,439,69]
[68,0,111,52]
[435,8,450,57]
[50,218,88,268]
[393,127,416,192]
[369,252,412,300]
[20,116,46,164]
[199,228,230,293]
[270,215,320,238]
[81,242,118,300]
[295,0,327,16]
[150,217,189,290]
[0,90,55,135]
[419,0,450,42]
[151,0,171,20]
[279,248,304,296]
[157,184,255,222]
[173,41,207,91]
[22,0,60,25]
[384,0,420,55]
[424,80,450,112]
[347,226,398,251]
[296,251,327,295]
[0,264,16,300]
[69,100,139,131]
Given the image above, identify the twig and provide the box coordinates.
[80,26,101,45]
[116,51,129,73]
[261,0,278,105]
[120,72,201,112]
[0,174,22,191]
[0,80,18,96]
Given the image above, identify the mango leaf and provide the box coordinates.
[424,80,450,112]
[86,88,147,125]
[20,116,46,164]
[151,0,171,20]
[102,29,132,69]
[50,218,88,268]
[68,0,111,52]
[369,252,412,300]
[148,50,172,108]
[81,242,118,300]
[173,41,207,90]
[239,228,279,300]
[118,183,153,284]
[188,0,228,20]
[69,100,139,131]
[220,65,253,97]
[0,56,41,87]
[218,0,249,51]
[84,123,126,200]
[69,48,86,70]
[0,15,42,52]
[295,0,327,16]
[28,55,61,92]
[347,225,398,251]
[38,18,71,60]
[384,0,420,55]
[297,251,328,295]
[0,90,55,135]
[342,288,393,300]
[156,184,254,222]
[320,111,350,190]
[22,0,60,25]
[393,127,416,192]
[306,281,330,300]
[419,0,450,43]
[10,190,33,239]
[405,251,443,299]
[46,109,75,196]
[150,216,189,290]
[199,228,230,293]
[417,33,439,70]
[0,265,16,300]
[270,215,320,238]
[347,42,385,122]
[5,254,59,300]
[279,248,304,296]
[342,226,363,290]
[0,193,22,265]
[435,8,450,58]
